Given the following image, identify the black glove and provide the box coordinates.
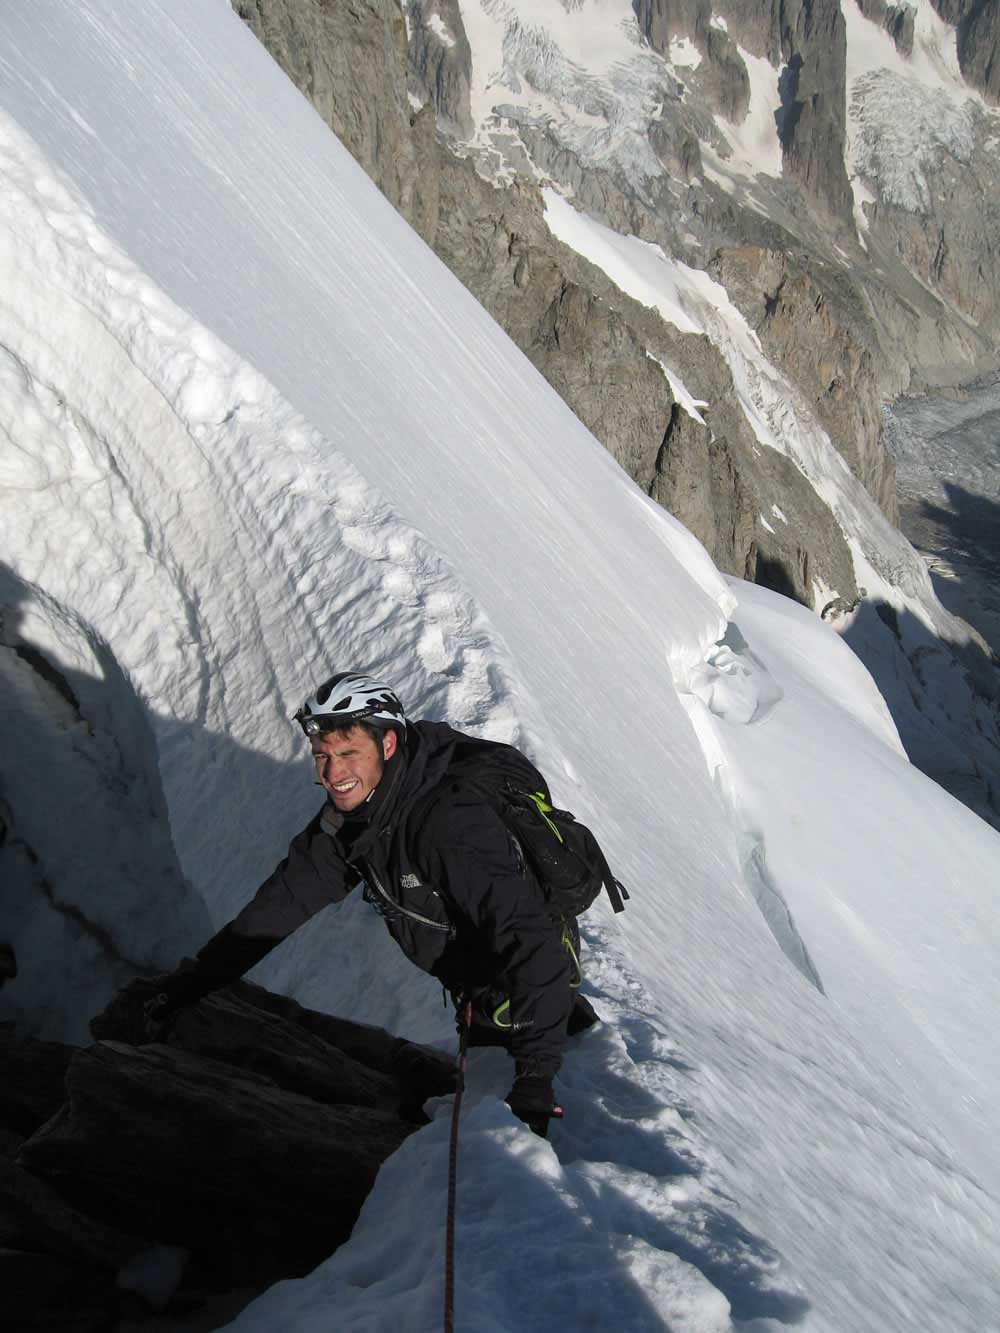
[90,965,205,1044]
[505,1075,562,1138]
[137,966,204,1040]
[141,988,183,1041]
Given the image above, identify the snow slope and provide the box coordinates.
[541,182,1000,833]
[2,3,1000,1330]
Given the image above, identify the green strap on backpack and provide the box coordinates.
[495,781,628,919]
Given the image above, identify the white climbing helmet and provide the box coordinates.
[294,671,407,736]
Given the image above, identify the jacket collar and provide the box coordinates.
[336,720,462,861]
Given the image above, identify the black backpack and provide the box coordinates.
[437,735,628,920]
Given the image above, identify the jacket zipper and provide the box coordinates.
[364,862,455,936]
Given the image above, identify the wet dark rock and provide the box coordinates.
[91,975,456,1111]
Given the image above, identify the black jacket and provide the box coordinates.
[184,722,572,1077]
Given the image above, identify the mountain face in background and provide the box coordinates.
[233,0,1000,557]
[231,0,1000,825]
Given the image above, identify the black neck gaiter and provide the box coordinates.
[337,739,408,852]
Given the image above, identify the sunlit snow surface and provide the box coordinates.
[1,3,1000,1331]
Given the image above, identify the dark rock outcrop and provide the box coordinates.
[1,981,456,1327]
[855,0,915,54]
[650,404,757,579]
[931,0,1000,104]
[709,245,897,520]
[634,3,752,122]
[637,0,853,223]
[0,1157,144,1272]
[406,0,473,138]
[634,0,713,54]
[0,1023,74,1137]
[0,941,15,985]
[958,2,1000,105]
[20,1040,412,1282]
[2,1246,116,1333]
[702,24,752,122]
[775,0,853,224]
[233,0,440,240]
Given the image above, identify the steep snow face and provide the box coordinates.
[2,4,1000,1331]
[542,188,1000,830]
[0,0,733,1021]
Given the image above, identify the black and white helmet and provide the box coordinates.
[294,671,407,737]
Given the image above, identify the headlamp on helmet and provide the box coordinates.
[294,671,406,737]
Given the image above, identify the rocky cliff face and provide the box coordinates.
[1,983,456,1329]
[931,0,1000,103]
[637,0,854,224]
[230,0,868,607]
[775,0,854,222]
[233,0,440,240]
[229,0,1000,622]
[846,3,1000,363]
[709,244,897,521]
[857,0,916,54]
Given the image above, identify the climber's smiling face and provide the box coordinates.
[311,724,397,812]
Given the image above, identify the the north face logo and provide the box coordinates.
[400,873,422,890]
